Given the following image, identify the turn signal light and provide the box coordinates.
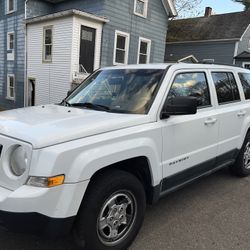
[48,175,65,187]
[27,175,65,188]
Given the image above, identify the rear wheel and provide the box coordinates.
[74,170,146,250]
[231,132,250,177]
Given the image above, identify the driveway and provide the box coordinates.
[1,168,250,250]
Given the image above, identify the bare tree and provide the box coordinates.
[231,0,250,10]
[173,0,203,19]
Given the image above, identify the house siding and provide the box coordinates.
[100,0,168,66]
[27,17,73,105]
[0,0,25,109]
[54,0,105,15]
[26,0,54,18]
[1,0,170,109]
[53,0,168,67]
[165,41,237,65]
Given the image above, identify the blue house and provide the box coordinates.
[0,0,26,109]
[165,8,250,69]
[0,0,176,108]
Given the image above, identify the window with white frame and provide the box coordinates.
[6,0,15,14]
[43,26,53,62]
[137,37,151,64]
[7,32,14,50]
[134,0,148,18]
[7,74,15,100]
[113,31,130,65]
[243,62,250,70]
[7,32,14,60]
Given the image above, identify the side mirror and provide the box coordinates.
[161,96,198,119]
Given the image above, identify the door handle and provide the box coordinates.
[204,118,217,126]
[237,111,246,117]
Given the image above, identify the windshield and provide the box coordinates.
[66,68,165,114]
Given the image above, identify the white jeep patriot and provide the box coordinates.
[0,63,250,250]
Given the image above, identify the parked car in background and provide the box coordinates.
[0,63,250,250]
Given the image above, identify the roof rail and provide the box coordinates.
[197,61,244,68]
[176,60,245,69]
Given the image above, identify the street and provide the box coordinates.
[1,168,250,250]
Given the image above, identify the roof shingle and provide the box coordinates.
[167,10,250,43]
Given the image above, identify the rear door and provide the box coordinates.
[209,70,245,163]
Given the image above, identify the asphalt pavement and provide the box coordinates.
[1,168,250,250]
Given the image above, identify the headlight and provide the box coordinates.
[10,146,28,176]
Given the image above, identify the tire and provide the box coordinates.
[73,169,146,250]
[231,132,250,177]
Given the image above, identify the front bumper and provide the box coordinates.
[0,180,89,236]
[0,210,74,237]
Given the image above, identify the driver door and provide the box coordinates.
[160,70,219,191]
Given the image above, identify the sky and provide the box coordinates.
[199,0,244,15]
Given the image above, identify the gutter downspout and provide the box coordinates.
[24,0,30,107]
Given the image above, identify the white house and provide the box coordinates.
[26,10,107,105]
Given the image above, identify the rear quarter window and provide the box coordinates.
[238,73,250,100]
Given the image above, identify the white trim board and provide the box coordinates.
[167,38,240,45]
[26,9,109,25]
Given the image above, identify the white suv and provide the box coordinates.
[0,63,250,249]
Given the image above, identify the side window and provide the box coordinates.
[43,26,53,63]
[243,63,250,69]
[212,72,240,104]
[7,32,14,50]
[239,73,250,99]
[137,37,151,64]
[7,31,15,61]
[113,31,130,65]
[167,72,211,108]
[134,0,148,18]
[6,74,15,100]
[6,0,16,14]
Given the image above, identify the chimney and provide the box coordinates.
[205,7,212,17]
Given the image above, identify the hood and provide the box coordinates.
[0,105,150,149]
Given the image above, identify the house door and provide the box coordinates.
[28,78,35,106]
[79,26,96,73]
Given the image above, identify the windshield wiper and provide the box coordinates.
[70,102,110,112]
[60,99,72,107]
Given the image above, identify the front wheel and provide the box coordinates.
[231,132,250,177]
[74,170,146,250]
